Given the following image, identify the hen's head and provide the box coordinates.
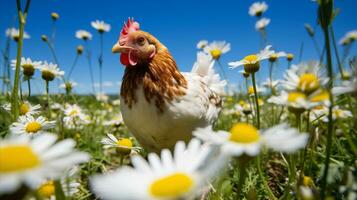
[112,18,157,66]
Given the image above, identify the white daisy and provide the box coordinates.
[194,123,308,157]
[91,20,111,33]
[91,138,226,200]
[18,101,41,116]
[311,106,352,122]
[111,99,121,106]
[5,28,30,41]
[255,17,270,31]
[96,93,109,102]
[262,78,280,89]
[11,57,42,77]
[203,41,231,60]
[228,45,274,72]
[101,134,140,155]
[268,51,287,62]
[75,30,93,40]
[0,133,90,195]
[38,62,64,81]
[339,30,357,45]
[267,90,319,112]
[10,115,56,135]
[103,114,124,127]
[249,1,268,17]
[196,40,208,49]
[59,81,78,91]
[63,104,89,128]
[281,62,328,94]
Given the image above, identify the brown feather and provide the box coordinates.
[120,32,187,112]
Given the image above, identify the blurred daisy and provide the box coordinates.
[0,133,89,195]
[38,62,64,82]
[91,20,111,33]
[11,57,42,78]
[262,78,280,89]
[63,104,88,122]
[229,45,274,73]
[75,30,92,40]
[10,115,56,135]
[311,106,352,122]
[37,167,80,199]
[1,103,11,111]
[96,93,109,102]
[255,17,270,31]
[196,40,208,49]
[203,41,231,60]
[51,12,59,21]
[101,134,140,155]
[249,1,268,17]
[339,30,357,46]
[5,28,30,41]
[268,51,287,62]
[60,81,78,92]
[111,99,121,106]
[281,62,328,94]
[91,138,225,200]
[103,115,124,127]
[194,123,308,157]
[18,101,41,116]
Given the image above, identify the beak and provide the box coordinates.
[112,42,134,54]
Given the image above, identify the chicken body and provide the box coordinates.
[120,72,221,152]
[113,20,225,152]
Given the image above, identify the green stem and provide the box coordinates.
[257,155,277,200]
[251,72,260,128]
[11,3,28,119]
[99,33,103,95]
[320,1,335,198]
[67,53,79,80]
[45,80,51,118]
[85,40,95,94]
[27,78,31,97]
[217,60,228,82]
[330,26,345,77]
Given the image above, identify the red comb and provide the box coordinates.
[119,18,140,45]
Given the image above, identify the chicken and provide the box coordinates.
[112,18,226,152]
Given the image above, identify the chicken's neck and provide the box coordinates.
[121,47,187,112]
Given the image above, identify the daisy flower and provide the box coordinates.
[194,123,308,157]
[262,78,280,89]
[203,41,231,60]
[103,115,124,127]
[255,17,270,31]
[18,101,41,116]
[281,62,328,95]
[196,40,208,49]
[111,99,121,106]
[96,93,109,102]
[10,115,56,135]
[37,167,80,199]
[249,1,268,17]
[229,45,274,73]
[11,57,42,78]
[51,12,59,21]
[339,30,357,46]
[91,20,111,33]
[75,30,92,40]
[63,104,90,128]
[0,133,89,195]
[5,27,30,41]
[311,106,352,122]
[60,81,78,92]
[101,134,140,155]
[38,61,64,82]
[91,138,226,200]
[268,51,287,62]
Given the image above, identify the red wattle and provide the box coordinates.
[120,53,130,66]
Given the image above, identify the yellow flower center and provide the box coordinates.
[38,181,55,198]
[229,123,260,144]
[42,70,55,81]
[303,176,314,187]
[243,55,260,73]
[0,145,41,172]
[333,109,343,118]
[287,92,307,103]
[69,110,78,117]
[150,173,194,197]
[287,53,294,61]
[19,103,29,115]
[298,73,320,93]
[244,54,258,63]
[310,90,329,102]
[116,138,133,148]
[239,100,245,106]
[269,54,278,62]
[210,49,222,60]
[25,122,42,133]
[248,86,255,94]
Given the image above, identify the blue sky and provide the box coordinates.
[0,0,356,94]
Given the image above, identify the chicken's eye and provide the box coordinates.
[136,37,145,46]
